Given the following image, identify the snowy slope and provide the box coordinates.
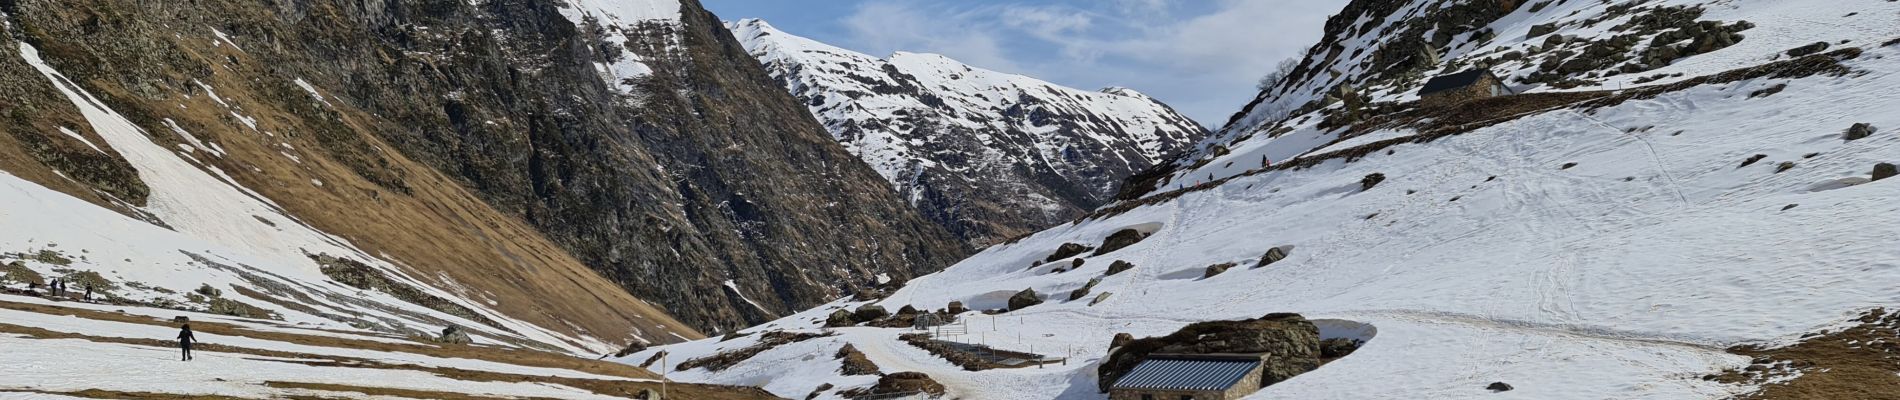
[640,1,1900,398]
[2,42,605,354]
[729,19,1207,245]
[1161,0,1898,196]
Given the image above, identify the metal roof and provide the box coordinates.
[1111,355,1262,391]
[1418,69,1493,96]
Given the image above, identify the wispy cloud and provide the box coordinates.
[834,0,1344,126]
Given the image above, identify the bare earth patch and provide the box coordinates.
[1709,308,1900,399]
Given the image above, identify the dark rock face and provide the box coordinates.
[1096,313,1322,392]
[0,0,965,334]
[1319,338,1363,358]
[730,20,1206,247]
[1008,288,1043,311]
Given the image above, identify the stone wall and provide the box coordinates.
[1420,74,1508,109]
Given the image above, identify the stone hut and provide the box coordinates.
[1417,69,1514,108]
[1108,354,1269,400]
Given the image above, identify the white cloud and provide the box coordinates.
[836,0,1346,126]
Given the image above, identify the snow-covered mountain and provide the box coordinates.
[641,1,1900,398]
[729,19,1208,245]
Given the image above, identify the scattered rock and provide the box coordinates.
[1071,258,1086,270]
[1487,382,1514,392]
[720,331,751,341]
[1786,41,1831,58]
[897,305,920,315]
[1847,123,1877,141]
[1045,243,1094,262]
[1204,262,1237,278]
[1105,260,1135,276]
[1782,204,1798,211]
[1069,277,1104,301]
[438,325,473,345]
[840,372,946,399]
[679,331,834,372]
[1740,154,1768,168]
[612,340,650,358]
[1090,292,1113,306]
[1874,163,1897,181]
[1008,288,1043,311]
[1776,161,1796,173]
[1561,162,1579,170]
[1255,246,1290,268]
[826,309,857,327]
[1361,173,1386,190]
[947,301,967,315]
[853,304,889,322]
[638,350,667,368]
[1528,23,1557,38]
[1093,229,1149,256]
[804,383,833,400]
[836,344,881,376]
[1097,313,1323,392]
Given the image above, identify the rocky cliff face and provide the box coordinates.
[729,19,1207,246]
[0,0,966,335]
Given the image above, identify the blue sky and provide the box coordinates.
[702,0,1347,128]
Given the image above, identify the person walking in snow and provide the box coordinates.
[177,323,197,361]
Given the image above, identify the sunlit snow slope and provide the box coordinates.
[641,1,1900,399]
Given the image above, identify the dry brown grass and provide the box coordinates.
[0,299,779,399]
[1710,308,1900,399]
[0,389,247,399]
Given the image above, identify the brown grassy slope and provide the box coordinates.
[0,1,701,349]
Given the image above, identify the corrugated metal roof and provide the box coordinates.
[1111,356,1261,391]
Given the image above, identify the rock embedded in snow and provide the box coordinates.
[1846,123,1877,141]
[852,304,889,323]
[840,371,945,399]
[438,325,473,345]
[825,309,856,328]
[1874,163,1897,181]
[1106,260,1136,276]
[835,344,880,376]
[1255,247,1291,268]
[945,301,967,315]
[1008,288,1043,311]
[1777,161,1797,173]
[1069,277,1105,301]
[1204,262,1238,278]
[1045,243,1094,263]
[1090,292,1114,306]
[1093,229,1149,256]
[1362,173,1387,190]
[1487,382,1515,392]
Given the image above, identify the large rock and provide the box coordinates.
[1008,288,1044,311]
[1097,313,1323,392]
[1255,247,1290,268]
[1874,163,1897,182]
[1045,243,1095,262]
[842,371,946,399]
[1203,262,1237,278]
[1069,277,1104,301]
[853,305,890,322]
[1105,260,1136,276]
[1093,229,1149,256]
[836,344,881,376]
[826,309,857,327]
[438,325,473,345]
[947,301,968,315]
[1847,123,1877,141]
[611,340,650,358]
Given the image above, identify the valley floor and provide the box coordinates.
[0,294,773,400]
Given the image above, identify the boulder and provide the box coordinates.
[1068,277,1104,301]
[836,344,880,376]
[1255,247,1290,268]
[1203,262,1237,278]
[947,301,968,315]
[804,383,834,400]
[1847,123,1876,141]
[1527,23,1557,38]
[1096,313,1322,392]
[1875,163,1897,182]
[843,371,945,399]
[853,304,890,322]
[612,340,650,358]
[1071,258,1086,269]
[634,388,661,399]
[1361,173,1386,191]
[1008,288,1043,311]
[438,325,473,345]
[1090,292,1113,306]
[1044,243,1094,262]
[1093,229,1149,256]
[1786,41,1830,57]
[1487,382,1515,392]
[897,305,920,315]
[1776,161,1795,173]
[1105,260,1135,276]
[825,309,857,327]
[1110,333,1135,349]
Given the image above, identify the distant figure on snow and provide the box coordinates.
[177,323,197,361]
[84,284,92,302]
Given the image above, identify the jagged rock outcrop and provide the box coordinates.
[729,19,1207,246]
[0,0,968,335]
